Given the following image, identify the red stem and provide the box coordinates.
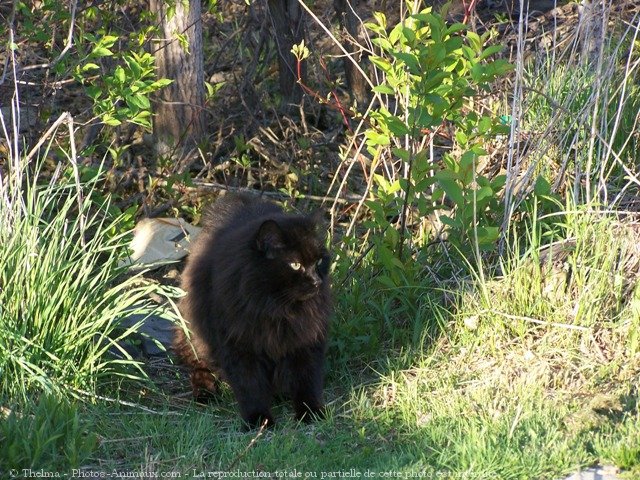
[462,0,478,24]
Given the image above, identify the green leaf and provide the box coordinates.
[425,42,447,68]
[426,14,443,42]
[130,112,152,128]
[436,176,464,206]
[425,94,449,118]
[376,275,397,289]
[455,131,468,146]
[385,114,409,136]
[372,11,387,31]
[86,85,101,100]
[126,94,150,110]
[492,175,507,190]
[471,63,486,83]
[408,106,436,129]
[101,115,122,126]
[414,175,437,192]
[444,37,464,54]
[377,244,404,272]
[477,116,493,134]
[150,78,173,89]
[477,226,500,243]
[490,59,514,76]
[370,55,393,73]
[124,56,142,78]
[388,23,405,46]
[411,13,434,22]
[439,214,459,228]
[466,31,482,52]
[392,148,410,162]
[391,52,421,74]
[470,145,487,156]
[365,130,390,146]
[402,26,416,43]
[460,150,477,170]
[372,84,395,95]
[114,66,126,84]
[534,175,551,196]
[100,35,118,48]
[371,37,393,52]
[445,23,467,35]
[81,63,100,72]
[461,45,476,61]
[474,185,493,202]
[423,71,448,92]
[92,46,113,57]
[365,200,386,222]
[478,44,503,61]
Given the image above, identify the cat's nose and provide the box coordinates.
[310,272,322,288]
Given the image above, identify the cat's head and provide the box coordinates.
[253,214,330,302]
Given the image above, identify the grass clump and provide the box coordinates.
[0,162,165,402]
[0,395,97,472]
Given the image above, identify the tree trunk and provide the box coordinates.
[267,0,306,109]
[577,0,605,62]
[150,0,206,161]
[334,0,369,106]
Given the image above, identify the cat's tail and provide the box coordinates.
[173,326,219,403]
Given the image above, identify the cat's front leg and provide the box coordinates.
[221,350,275,429]
[281,344,326,423]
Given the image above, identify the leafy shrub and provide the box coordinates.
[7,1,171,132]
[362,5,512,261]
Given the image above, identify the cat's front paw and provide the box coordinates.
[294,403,325,424]
[243,411,275,431]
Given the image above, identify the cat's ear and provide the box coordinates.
[308,209,325,224]
[307,210,327,239]
[256,220,285,257]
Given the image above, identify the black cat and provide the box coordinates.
[174,193,332,428]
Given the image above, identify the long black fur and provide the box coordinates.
[174,193,332,428]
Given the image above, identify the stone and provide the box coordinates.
[561,465,620,480]
[118,312,175,357]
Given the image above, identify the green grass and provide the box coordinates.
[0,163,169,402]
[6,208,636,478]
[2,169,638,479]
[0,396,97,472]
[48,205,633,479]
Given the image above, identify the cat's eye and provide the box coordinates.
[289,262,302,271]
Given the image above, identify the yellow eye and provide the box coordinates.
[289,262,302,271]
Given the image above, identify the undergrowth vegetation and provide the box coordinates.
[1,0,639,478]
[0,156,166,402]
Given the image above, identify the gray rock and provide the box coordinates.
[561,465,620,480]
[118,312,175,357]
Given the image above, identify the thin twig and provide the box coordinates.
[484,309,591,332]
[50,0,78,69]
[162,179,362,205]
[23,112,72,165]
[72,388,183,415]
[294,0,379,103]
[226,419,269,471]
[66,115,86,247]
